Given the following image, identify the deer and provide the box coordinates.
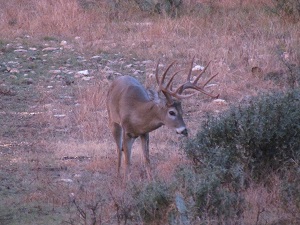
[106,58,218,179]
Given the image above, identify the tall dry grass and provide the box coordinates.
[0,0,107,39]
[1,0,300,224]
[2,0,297,100]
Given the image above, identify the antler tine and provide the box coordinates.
[155,59,161,85]
[165,70,184,90]
[193,61,211,84]
[187,56,195,82]
[160,61,176,87]
[155,59,219,101]
[174,60,218,99]
[154,60,178,104]
[186,84,219,98]
[202,72,218,87]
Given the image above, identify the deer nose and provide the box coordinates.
[176,127,188,136]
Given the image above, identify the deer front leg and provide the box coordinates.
[140,133,152,179]
[123,132,135,180]
[111,123,123,175]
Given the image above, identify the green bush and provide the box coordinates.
[184,89,300,182]
[281,167,300,214]
[175,165,245,223]
[270,0,300,23]
[130,180,172,223]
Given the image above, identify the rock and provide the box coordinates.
[82,76,94,81]
[49,70,61,74]
[54,114,66,118]
[133,70,142,75]
[212,99,227,106]
[42,47,58,52]
[57,178,73,183]
[91,55,101,60]
[9,68,20,74]
[142,60,152,64]
[7,61,19,65]
[60,40,67,46]
[125,64,133,68]
[77,70,89,76]
[14,49,27,53]
[192,65,205,71]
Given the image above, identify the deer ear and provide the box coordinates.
[147,89,161,104]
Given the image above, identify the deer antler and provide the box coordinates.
[155,60,179,104]
[174,57,219,99]
[155,58,219,103]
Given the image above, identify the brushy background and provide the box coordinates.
[0,0,299,224]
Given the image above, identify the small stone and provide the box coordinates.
[14,49,27,53]
[82,76,94,81]
[57,178,73,183]
[212,99,227,106]
[77,70,89,76]
[42,47,58,52]
[125,64,133,68]
[54,114,66,118]
[91,55,101,60]
[9,68,20,74]
[133,70,142,75]
[192,65,205,71]
[7,61,19,65]
[142,60,152,64]
[49,70,61,74]
[60,40,67,46]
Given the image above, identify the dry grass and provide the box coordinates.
[1,0,300,224]
[243,175,298,225]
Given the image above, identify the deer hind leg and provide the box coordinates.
[140,133,152,179]
[111,122,123,174]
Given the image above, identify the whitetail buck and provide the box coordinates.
[106,58,218,179]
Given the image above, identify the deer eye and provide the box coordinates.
[169,111,176,116]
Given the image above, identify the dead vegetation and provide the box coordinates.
[0,0,299,224]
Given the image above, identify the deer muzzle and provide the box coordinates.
[176,127,188,136]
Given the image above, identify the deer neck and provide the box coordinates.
[136,100,164,133]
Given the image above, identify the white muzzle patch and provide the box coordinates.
[176,127,186,133]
